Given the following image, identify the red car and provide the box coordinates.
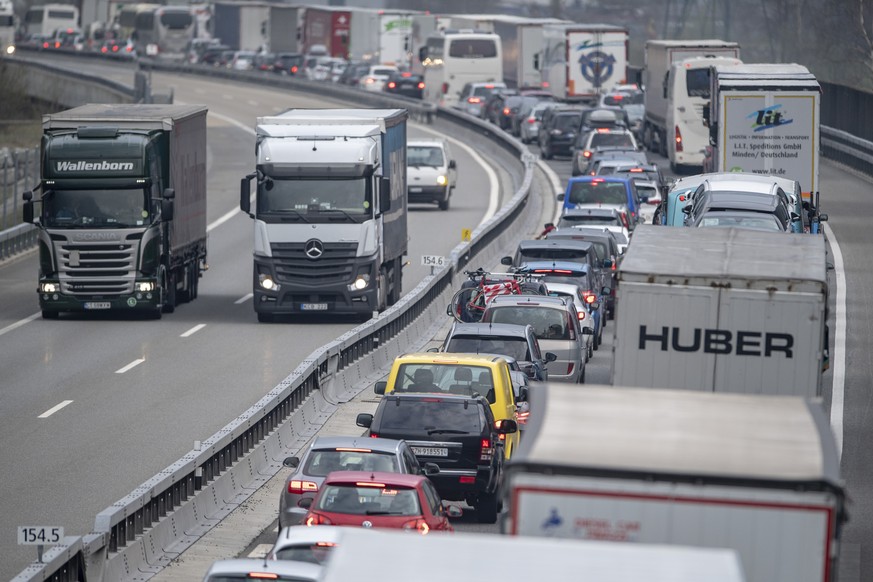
[301,471,459,534]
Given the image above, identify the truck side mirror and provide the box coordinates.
[448,159,456,169]
[240,173,255,215]
[418,46,427,63]
[374,381,387,395]
[161,198,175,221]
[163,187,175,200]
[23,190,35,223]
[533,53,540,70]
[702,103,710,127]
[379,177,391,213]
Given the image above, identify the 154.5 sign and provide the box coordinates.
[18,526,63,545]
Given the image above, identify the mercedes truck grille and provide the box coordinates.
[56,241,137,295]
[270,242,358,285]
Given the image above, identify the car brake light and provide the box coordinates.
[305,513,332,526]
[583,291,596,304]
[583,150,592,158]
[517,410,530,424]
[678,194,686,202]
[369,433,379,438]
[417,82,425,89]
[566,362,574,375]
[480,438,493,461]
[567,314,576,340]
[459,476,476,484]
[468,96,481,103]
[596,128,610,133]
[611,262,617,271]
[335,448,372,452]
[288,480,319,494]
[402,72,412,77]
[485,84,494,88]
[442,82,449,94]
[291,65,298,73]
[402,518,430,534]
[591,178,605,183]
[356,482,386,488]
[247,573,279,580]
[542,81,550,87]
[629,168,643,172]
[577,310,587,321]
[675,126,683,152]
[388,81,396,88]
[527,118,536,124]
[503,107,510,115]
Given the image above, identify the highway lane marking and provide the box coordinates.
[38,400,73,418]
[824,222,847,458]
[115,358,145,374]
[414,124,499,226]
[235,293,253,305]
[247,544,273,559]
[0,312,41,337]
[247,99,259,107]
[180,323,207,337]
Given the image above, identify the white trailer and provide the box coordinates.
[348,8,416,67]
[539,23,629,101]
[503,383,847,582]
[705,63,821,203]
[643,39,741,157]
[0,0,14,56]
[612,225,828,396]
[321,527,745,582]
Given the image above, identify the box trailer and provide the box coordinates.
[212,1,269,51]
[612,226,828,396]
[503,383,847,582]
[348,8,416,66]
[267,4,301,54]
[302,6,351,58]
[539,23,628,101]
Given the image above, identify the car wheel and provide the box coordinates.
[257,312,274,323]
[477,490,499,524]
[593,326,600,350]
[438,196,449,211]
[578,365,586,384]
[588,342,593,359]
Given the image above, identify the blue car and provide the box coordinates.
[518,260,608,350]
[559,176,642,228]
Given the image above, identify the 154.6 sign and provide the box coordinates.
[18,526,63,545]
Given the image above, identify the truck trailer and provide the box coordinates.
[212,1,269,52]
[642,40,740,163]
[302,6,351,58]
[704,63,821,204]
[612,225,828,396]
[240,109,407,322]
[23,104,208,319]
[503,383,847,582]
[538,23,628,101]
[267,4,301,54]
[348,8,415,67]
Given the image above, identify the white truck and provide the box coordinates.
[538,23,629,101]
[348,8,415,67]
[612,225,828,396]
[0,0,14,56]
[240,109,408,322]
[502,383,847,582]
[641,40,741,166]
[704,63,821,206]
[266,4,301,54]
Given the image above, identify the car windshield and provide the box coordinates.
[487,306,570,340]
[590,132,635,148]
[393,363,493,400]
[303,449,399,476]
[567,181,628,205]
[43,188,151,228]
[273,543,335,564]
[698,212,784,231]
[445,336,531,361]
[257,176,371,222]
[316,484,421,516]
[408,146,445,167]
[378,398,483,431]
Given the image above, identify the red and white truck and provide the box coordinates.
[502,383,847,582]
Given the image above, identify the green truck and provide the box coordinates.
[23,104,209,319]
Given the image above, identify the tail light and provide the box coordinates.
[566,362,575,375]
[459,476,476,484]
[305,513,332,526]
[369,433,379,438]
[402,518,430,534]
[577,310,587,321]
[388,81,396,89]
[291,65,299,73]
[112,45,119,52]
[527,118,536,124]
[675,126,683,152]
[126,45,134,53]
[611,261,617,271]
[442,82,448,94]
[583,150,592,158]
[468,96,481,103]
[619,212,629,228]
[567,313,576,340]
[417,82,425,89]
[503,107,510,115]
[583,291,596,304]
[517,410,530,425]
[288,480,319,495]
[480,438,494,461]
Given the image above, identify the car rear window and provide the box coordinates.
[316,484,421,516]
[273,543,335,564]
[554,114,582,131]
[567,181,628,205]
[590,132,635,149]
[304,449,399,476]
[558,214,620,227]
[446,335,530,361]
[379,398,483,432]
[487,306,570,340]
[517,247,589,263]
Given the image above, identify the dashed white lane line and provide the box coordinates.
[0,312,41,337]
[247,544,273,559]
[115,358,145,374]
[38,400,73,418]
[824,222,847,458]
[235,293,253,305]
[180,323,207,338]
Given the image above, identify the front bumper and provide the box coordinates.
[408,185,449,204]
[38,278,161,313]
[428,466,497,500]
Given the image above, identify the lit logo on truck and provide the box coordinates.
[747,105,793,132]
[55,161,135,171]
[638,326,793,357]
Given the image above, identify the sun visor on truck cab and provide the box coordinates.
[259,163,372,178]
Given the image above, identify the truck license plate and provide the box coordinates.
[84,302,111,310]
[411,446,448,457]
[300,303,328,311]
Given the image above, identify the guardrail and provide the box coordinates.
[9,56,543,581]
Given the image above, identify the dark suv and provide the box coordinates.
[356,392,516,524]
[538,107,584,159]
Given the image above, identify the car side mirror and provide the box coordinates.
[682,205,692,214]
[495,419,518,434]
[356,412,374,428]
[374,381,387,395]
[298,497,314,509]
[423,462,440,476]
[557,192,565,201]
[449,159,456,169]
[426,346,439,353]
[591,301,601,311]
[819,213,828,222]
[500,256,513,266]
[582,326,594,335]
[519,386,529,402]
[545,352,558,363]
[601,286,611,296]
[283,456,300,469]
[445,504,463,518]
[602,259,613,268]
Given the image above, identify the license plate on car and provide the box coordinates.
[84,302,111,310]
[409,187,423,193]
[411,447,448,457]
[300,303,328,311]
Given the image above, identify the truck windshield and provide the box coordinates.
[257,176,372,223]
[43,188,151,228]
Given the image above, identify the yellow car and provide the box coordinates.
[375,353,520,459]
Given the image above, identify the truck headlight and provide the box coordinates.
[135,281,155,292]
[259,274,277,291]
[349,274,370,291]
[5,46,14,55]
[436,175,448,186]
[40,282,58,293]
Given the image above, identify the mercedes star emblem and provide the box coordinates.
[304,239,324,259]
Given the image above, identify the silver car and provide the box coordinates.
[268,525,346,563]
[520,102,555,144]
[278,436,436,529]
[203,558,322,582]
